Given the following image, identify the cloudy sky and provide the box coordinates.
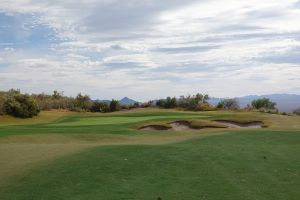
[0,0,300,101]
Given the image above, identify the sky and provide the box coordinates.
[0,0,300,101]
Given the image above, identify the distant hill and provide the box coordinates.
[94,100,111,104]
[95,97,139,106]
[209,94,300,112]
[119,97,139,106]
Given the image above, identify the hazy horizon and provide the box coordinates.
[1,0,300,101]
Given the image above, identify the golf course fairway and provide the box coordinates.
[0,109,299,200]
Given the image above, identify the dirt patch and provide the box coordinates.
[213,120,263,128]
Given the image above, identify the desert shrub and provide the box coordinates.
[90,101,110,113]
[110,99,121,112]
[121,105,129,110]
[265,109,279,114]
[177,94,209,110]
[294,108,300,115]
[128,102,140,109]
[31,91,75,111]
[73,93,92,111]
[0,92,6,115]
[196,103,216,111]
[4,91,40,118]
[140,101,152,108]
[156,93,211,111]
[251,98,276,110]
[217,98,240,110]
[156,97,177,108]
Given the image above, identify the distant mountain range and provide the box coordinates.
[119,97,139,106]
[96,97,139,106]
[96,94,299,112]
[210,94,300,112]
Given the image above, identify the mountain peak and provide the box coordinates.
[119,97,138,105]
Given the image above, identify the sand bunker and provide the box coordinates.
[140,120,223,131]
[139,125,172,131]
[140,119,264,131]
[169,121,192,131]
[213,120,263,128]
[139,121,192,131]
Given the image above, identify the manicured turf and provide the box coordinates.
[0,110,299,200]
[1,131,299,200]
[0,111,210,137]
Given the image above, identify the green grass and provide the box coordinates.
[0,110,75,126]
[1,131,299,200]
[0,109,299,200]
[0,111,211,137]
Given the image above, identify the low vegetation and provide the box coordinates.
[0,89,123,118]
[156,93,214,111]
[3,89,40,118]
[109,99,121,112]
[251,98,277,111]
[217,98,239,110]
[0,92,5,115]
[0,89,288,119]
[294,108,300,115]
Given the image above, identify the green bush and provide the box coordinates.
[4,92,40,118]
[73,93,92,111]
[198,104,217,111]
[90,101,110,113]
[294,108,300,115]
[251,98,276,110]
[217,99,239,110]
[156,97,177,108]
[0,92,5,115]
[109,99,121,112]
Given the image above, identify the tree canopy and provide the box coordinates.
[251,98,277,110]
[217,99,239,110]
[109,99,121,112]
[4,90,40,118]
[294,108,300,115]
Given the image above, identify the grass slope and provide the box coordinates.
[0,110,75,126]
[1,131,299,200]
[0,109,299,200]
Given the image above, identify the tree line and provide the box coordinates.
[0,89,124,118]
[155,94,284,114]
[156,94,213,111]
[1,89,298,118]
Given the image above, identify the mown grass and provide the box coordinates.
[0,111,211,137]
[0,109,299,200]
[1,131,299,200]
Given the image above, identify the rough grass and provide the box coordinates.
[0,110,75,126]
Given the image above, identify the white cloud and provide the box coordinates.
[0,0,300,100]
